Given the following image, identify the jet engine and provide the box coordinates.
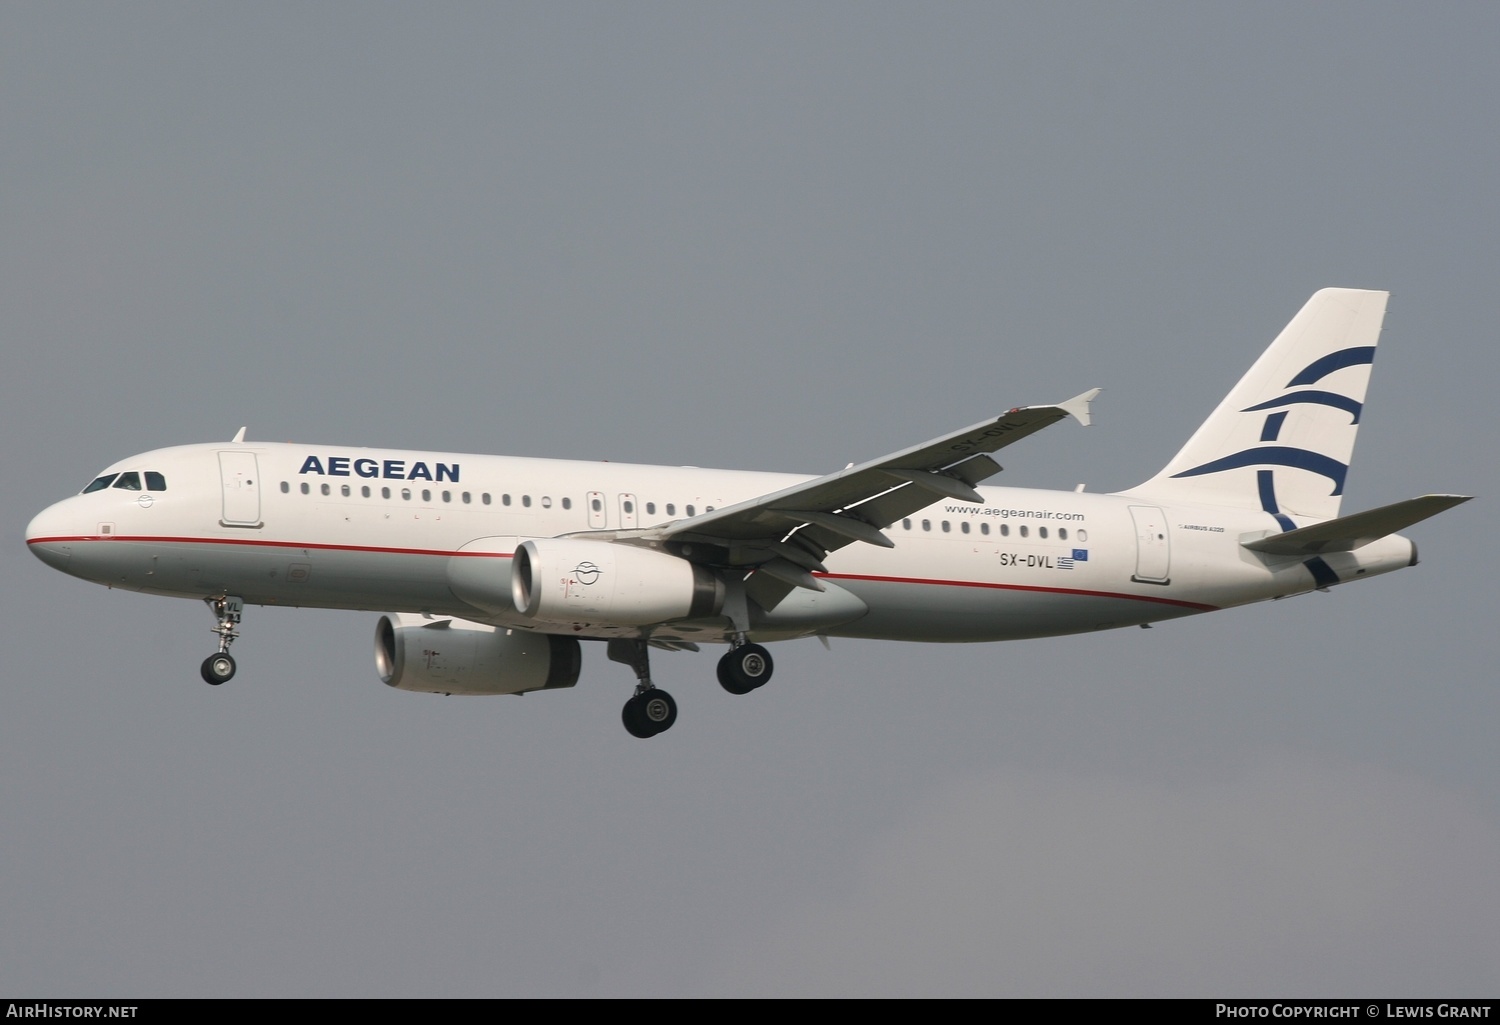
[375,613,581,695]
[511,538,724,627]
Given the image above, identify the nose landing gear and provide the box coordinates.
[200,596,244,686]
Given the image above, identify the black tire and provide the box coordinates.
[201,652,236,686]
[718,643,773,695]
[622,694,656,738]
[717,658,753,695]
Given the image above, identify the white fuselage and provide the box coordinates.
[24,441,1417,646]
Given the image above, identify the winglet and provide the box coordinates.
[231,426,247,443]
[1056,388,1101,427]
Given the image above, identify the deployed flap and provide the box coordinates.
[1243,494,1470,556]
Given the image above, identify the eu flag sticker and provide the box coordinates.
[1072,549,1089,561]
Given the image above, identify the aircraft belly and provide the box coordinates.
[749,581,869,638]
[82,540,461,613]
[50,539,163,594]
[824,577,1197,641]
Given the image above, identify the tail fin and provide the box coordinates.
[1126,288,1389,523]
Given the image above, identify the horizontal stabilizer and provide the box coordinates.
[1242,494,1470,556]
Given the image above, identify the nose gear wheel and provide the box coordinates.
[201,652,236,685]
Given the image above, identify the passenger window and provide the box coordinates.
[83,474,118,494]
[381,487,391,499]
[502,494,511,506]
[1020,525,1029,538]
[1039,526,1048,539]
[686,505,696,517]
[362,486,371,498]
[902,518,911,530]
[1000,524,1009,536]
[623,500,634,514]
[562,497,571,510]
[922,519,931,531]
[541,496,552,509]
[1077,529,1088,542]
[522,495,531,508]
[483,493,492,505]
[321,483,331,496]
[646,502,656,515]
[341,484,351,497]
[462,492,471,504]
[961,522,970,534]
[301,482,311,495]
[422,489,432,502]
[144,471,167,491]
[980,523,990,535]
[280,481,290,494]
[112,472,142,491]
[666,504,676,516]
[402,488,412,501]
[442,491,451,503]
[1059,528,1068,541]
[941,521,950,533]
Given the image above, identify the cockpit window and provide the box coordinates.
[112,471,142,491]
[82,474,118,494]
[144,471,167,491]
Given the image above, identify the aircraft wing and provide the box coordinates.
[619,390,1100,607]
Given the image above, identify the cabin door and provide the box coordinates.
[218,451,262,528]
[1129,505,1170,584]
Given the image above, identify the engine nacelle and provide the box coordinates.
[511,538,724,627]
[375,613,581,695]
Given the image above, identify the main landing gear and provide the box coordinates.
[607,634,776,738]
[200,596,244,686]
[609,639,678,739]
[717,641,774,695]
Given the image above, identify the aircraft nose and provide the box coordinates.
[26,502,75,570]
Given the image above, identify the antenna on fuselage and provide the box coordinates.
[231,426,247,443]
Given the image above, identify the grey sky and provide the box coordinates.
[2,3,1496,996]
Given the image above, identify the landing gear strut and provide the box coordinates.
[200,596,244,686]
[608,639,677,739]
[717,640,774,695]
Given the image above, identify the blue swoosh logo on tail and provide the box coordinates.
[1171,446,1348,495]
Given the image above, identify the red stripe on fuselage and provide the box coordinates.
[29,535,1218,611]
[26,535,512,559]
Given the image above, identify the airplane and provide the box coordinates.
[25,288,1469,737]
